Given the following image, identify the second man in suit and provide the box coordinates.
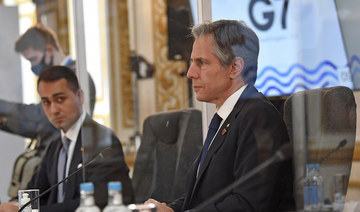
[34,65,133,211]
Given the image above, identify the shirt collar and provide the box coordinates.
[60,55,73,66]
[61,111,86,142]
[217,84,248,121]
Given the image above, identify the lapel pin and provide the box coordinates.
[222,123,230,135]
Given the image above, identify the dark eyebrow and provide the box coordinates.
[194,57,206,63]
[52,92,65,98]
[40,92,65,101]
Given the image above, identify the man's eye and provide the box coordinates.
[42,100,49,106]
[198,59,206,65]
[56,97,64,103]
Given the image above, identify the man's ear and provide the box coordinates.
[44,44,54,64]
[230,56,244,79]
[45,44,54,56]
[76,89,84,105]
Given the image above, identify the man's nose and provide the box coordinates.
[50,103,60,114]
[187,64,198,79]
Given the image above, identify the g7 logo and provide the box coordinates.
[248,0,289,31]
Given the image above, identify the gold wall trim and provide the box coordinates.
[152,0,188,111]
[34,0,70,55]
[57,0,69,55]
[108,0,133,131]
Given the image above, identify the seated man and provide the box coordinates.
[30,66,132,211]
[146,19,295,211]
[0,24,96,155]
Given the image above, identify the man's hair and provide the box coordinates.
[15,24,62,52]
[37,66,80,93]
[191,20,259,84]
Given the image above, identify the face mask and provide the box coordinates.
[31,51,54,76]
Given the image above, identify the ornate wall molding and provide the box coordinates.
[108,0,133,130]
[152,0,188,111]
[34,0,69,55]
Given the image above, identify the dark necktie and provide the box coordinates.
[57,136,70,203]
[198,113,222,170]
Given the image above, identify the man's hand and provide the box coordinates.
[145,199,174,212]
[0,202,18,212]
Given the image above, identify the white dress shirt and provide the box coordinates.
[60,111,86,177]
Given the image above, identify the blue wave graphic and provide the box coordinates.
[255,60,340,96]
[348,54,360,89]
[352,66,360,89]
[257,72,338,89]
[264,82,330,96]
[257,60,337,79]
[348,54,360,70]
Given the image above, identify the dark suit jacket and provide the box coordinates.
[169,85,295,212]
[0,59,96,155]
[33,115,134,212]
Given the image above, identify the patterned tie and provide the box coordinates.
[57,136,70,203]
[198,113,222,170]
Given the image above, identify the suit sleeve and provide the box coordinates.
[168,194,185,212]
[0,100,58,142]
[31,141,53,206]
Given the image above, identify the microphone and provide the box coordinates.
[18,147,112,212]
[294,139,347,183]
[318,139,347,164]
[195,143,292,211]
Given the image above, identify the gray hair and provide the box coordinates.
[191,20,259,84]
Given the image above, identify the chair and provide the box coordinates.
[283,86,356,210]
[132,108,203,203]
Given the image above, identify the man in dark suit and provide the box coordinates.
[0,24,96,156]
[146,20,295,211]
[32,65,133,211]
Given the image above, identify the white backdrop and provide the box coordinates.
[211,0,353,97]
[0,5,26,202]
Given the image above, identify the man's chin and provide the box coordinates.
[50,122,62,130]
[195,95,207,102]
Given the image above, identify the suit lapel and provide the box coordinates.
[48,139,63,204]
[64,129,83,200]
[52,140,63,184]
[195,85,257,179]
[188,84,260,206]
[196,126,227,179]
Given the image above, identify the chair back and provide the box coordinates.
[132,108,203,203]
[283,86,356,210]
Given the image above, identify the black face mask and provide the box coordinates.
[31,51,54,76]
